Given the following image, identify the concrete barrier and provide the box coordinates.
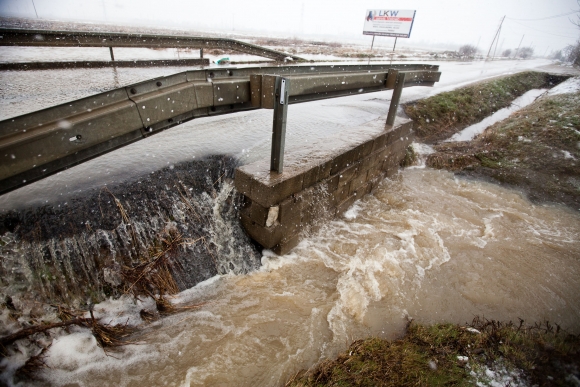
[235,117,414,255]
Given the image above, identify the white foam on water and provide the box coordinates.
[90,295,156,327]
[7,168,580,387]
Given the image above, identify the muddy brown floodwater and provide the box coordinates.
[34,168,580,387]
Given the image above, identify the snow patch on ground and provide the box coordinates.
[470,360,529,387]
[562,150,575,160]
[547,76,580,96]
[447,89,547,142]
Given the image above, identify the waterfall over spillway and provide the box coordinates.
[0,155,261,307]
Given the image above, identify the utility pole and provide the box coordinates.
[31,0,38,18]
[487,15,505,60]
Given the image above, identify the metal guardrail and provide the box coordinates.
[0,28,304,62]
[0,64,440,194]
[0,58,210,70]
[256,68,440,172]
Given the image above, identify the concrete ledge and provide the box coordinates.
[235,117,414,254]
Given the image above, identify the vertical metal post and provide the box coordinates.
[368,35,375,65]
[200,48,204,59]
[390,37,398,65]
[386,71,405,126]
[109,47,115,62]
[270,76,290,173]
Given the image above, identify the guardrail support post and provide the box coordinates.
[109,47,115,62]
[270,76,289,173]
[386,70,405,126]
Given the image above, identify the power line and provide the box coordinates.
[506,10,577,22]
[505,23,576,42]
[508,19,579,39]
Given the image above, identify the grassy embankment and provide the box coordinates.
[404,71,564,143]
[287,319,580,387]
[404,71,579,210]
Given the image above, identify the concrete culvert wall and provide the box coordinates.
[235,117,414,255]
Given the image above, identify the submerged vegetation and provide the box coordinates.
[404,71,567,143]
[287,318,580,387]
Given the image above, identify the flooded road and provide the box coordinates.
[35,168,580,387]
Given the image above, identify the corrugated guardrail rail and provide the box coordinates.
[0,28,304,62]
[0,64,440,194]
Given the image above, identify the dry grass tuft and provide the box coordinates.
[122,228,184,298]
[139,308,157,323]
[12,346,50,382]
[154,295,206,316]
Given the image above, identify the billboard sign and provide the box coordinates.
[363,9,416,38]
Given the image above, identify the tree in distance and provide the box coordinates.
[517,47,534,59]
[566,0,580,65]
[502,48,512,57]
[563,43,580,65]
[458,44,478,57]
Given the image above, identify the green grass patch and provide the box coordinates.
[403,72,566,143]
[287,318,580,387]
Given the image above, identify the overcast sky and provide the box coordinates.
[1,0,579,53]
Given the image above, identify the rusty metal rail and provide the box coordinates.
[0,64,440,195]
[0,28,303,62]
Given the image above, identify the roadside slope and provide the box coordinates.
[427,87,580,210]
[404,71,568,144]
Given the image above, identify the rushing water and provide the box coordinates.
[1,59,577,386]
[17,168,578,387]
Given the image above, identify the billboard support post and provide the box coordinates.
[368,35,376,64]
